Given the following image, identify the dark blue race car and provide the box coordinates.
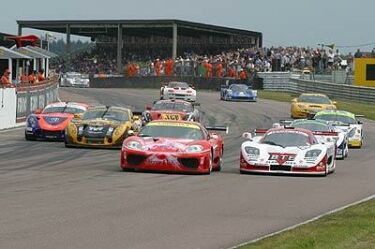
[220,84,257,102]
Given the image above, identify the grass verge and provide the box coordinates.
[239,199,375,249]
[258,91,375,121]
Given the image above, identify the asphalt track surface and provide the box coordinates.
[1,88,374,249]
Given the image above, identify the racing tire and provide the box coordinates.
[122,168,135,172]
[205,152,213,175]
[64,137,73,148]
[214,147,224,172]
[25,132,36,141]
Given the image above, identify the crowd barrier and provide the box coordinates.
[257,72,375,104]
[0,88,17,129]
[16,79,59,123]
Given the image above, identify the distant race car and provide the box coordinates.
[60,72,90,88]
[64,106,142,148]
[25,102,89,141]
[314,110,364,148]
[121,120,228,174]
[160,81,196,102]
[278,119,349,159]
[220,83,257,101]
[143,99,200,123]
[240,127,336,176]
[291,93,337,119]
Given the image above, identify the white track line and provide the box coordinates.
[0,124,25,133]
[228,194,375,249]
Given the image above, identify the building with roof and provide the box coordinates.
[17,19,262,72]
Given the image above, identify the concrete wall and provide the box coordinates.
[0,88,17,130]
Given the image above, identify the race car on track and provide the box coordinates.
[220,83,257,101]
[143,99,200,123]
[291,93,337,119]
[314,110,364,148]
[121,120,228,174]
[240,127,336,176]
[64,106,142,148]
[278,119,349,159]
[25,102,89,141]
[59,72,90,88]
[160,81,196,102]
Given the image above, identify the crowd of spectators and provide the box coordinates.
[52,45,375,79]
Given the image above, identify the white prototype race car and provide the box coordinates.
[278,119,349,159]
[240,127,336,176]
[160,81,197,102]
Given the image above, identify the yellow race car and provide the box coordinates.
[291,93,337,119]
[64,106,142,148]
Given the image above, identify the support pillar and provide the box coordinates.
[117,24,123,73]
[66,24,71,69]
[172,23,178,59]
[8,59,12,83]
[18,25,23,36]
[46,58,49,78]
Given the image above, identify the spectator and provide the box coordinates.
[1,69,11,86]
[354,49,363,58]
[38,69,46,82]
[28,71,37,84]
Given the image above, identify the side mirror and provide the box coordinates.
[127,130,135,136]
[358,120,363,125]
[291,98,298,103]
[74,113,82,119]
[133,116,140,121]
[332,101,338,105]
[145,105,152,111]
[242,132,253,140]
[34,108,43,114]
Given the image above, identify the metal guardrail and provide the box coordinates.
[258,72,375,104]
[16,80,59,122]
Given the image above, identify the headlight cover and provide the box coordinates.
[106,127,115,136]
[126,140,143,150]
[245,146,260,155]
[348,127,356,137]
[185,145,203,152]
[27,116,38,127]
[305,149,322,158]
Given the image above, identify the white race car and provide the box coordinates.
[240,127,336,176]
[314,110,364,148]
[278,119,349,159]
[60,72,90,88]
[160,81,196,102]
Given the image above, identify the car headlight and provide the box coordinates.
[298,104,305,108]
[348,128,356,137]
[78,126,84,135]
[185,145,203,152]
[27,116,38,127]
[106,127,114,136]
[245,146,260,155]
[325,106,335,110]
[126,140,143,150]
[305,149,322,158]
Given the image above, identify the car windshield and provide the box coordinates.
[82,109,129,121]
[315,114,357,125]
[230,84,249,92]
[168,82,189,88]
[292,122,331,132]
[262,131,310,147]
[43,106,86,114]
[139,124,203,140]
[153,102,193,112]
[298,95,331,104]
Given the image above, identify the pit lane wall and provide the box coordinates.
[0,88,17,129]
[16,79,59,123]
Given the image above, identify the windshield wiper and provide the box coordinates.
[101,106,110,119]
[263,141,284,147]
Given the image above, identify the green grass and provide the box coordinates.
[239,199,375,249]
[258,91,375,120]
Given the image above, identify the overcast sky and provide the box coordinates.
[2,0,375,52]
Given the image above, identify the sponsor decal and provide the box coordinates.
[269,153,296,165]
[148,122,200,130]
[161,113,181,120]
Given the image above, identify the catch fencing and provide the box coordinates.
[16,79,59,123]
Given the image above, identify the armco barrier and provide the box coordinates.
[16,79,59,123]
[0,87,17,129]
[90,76,264,91]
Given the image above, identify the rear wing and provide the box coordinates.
[313,131,338,136]
[192,102,201,107]
[132,110,144,116]
[220,84,229,89]
[279,120,293,126]
[206,126,229,134]
[355,115,365,118]
[253,129,268,135]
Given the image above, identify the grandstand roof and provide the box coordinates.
[17,19,262,39]
[0,46,31,59]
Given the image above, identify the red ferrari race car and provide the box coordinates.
[25,102,89,141]
[142,99,200,123]
[121,120,228,174]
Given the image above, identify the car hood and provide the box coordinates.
[75,118,123,127]
[129,137,206,153]
[36,113,74,130]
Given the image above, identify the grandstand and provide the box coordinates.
[17,19,262,72]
